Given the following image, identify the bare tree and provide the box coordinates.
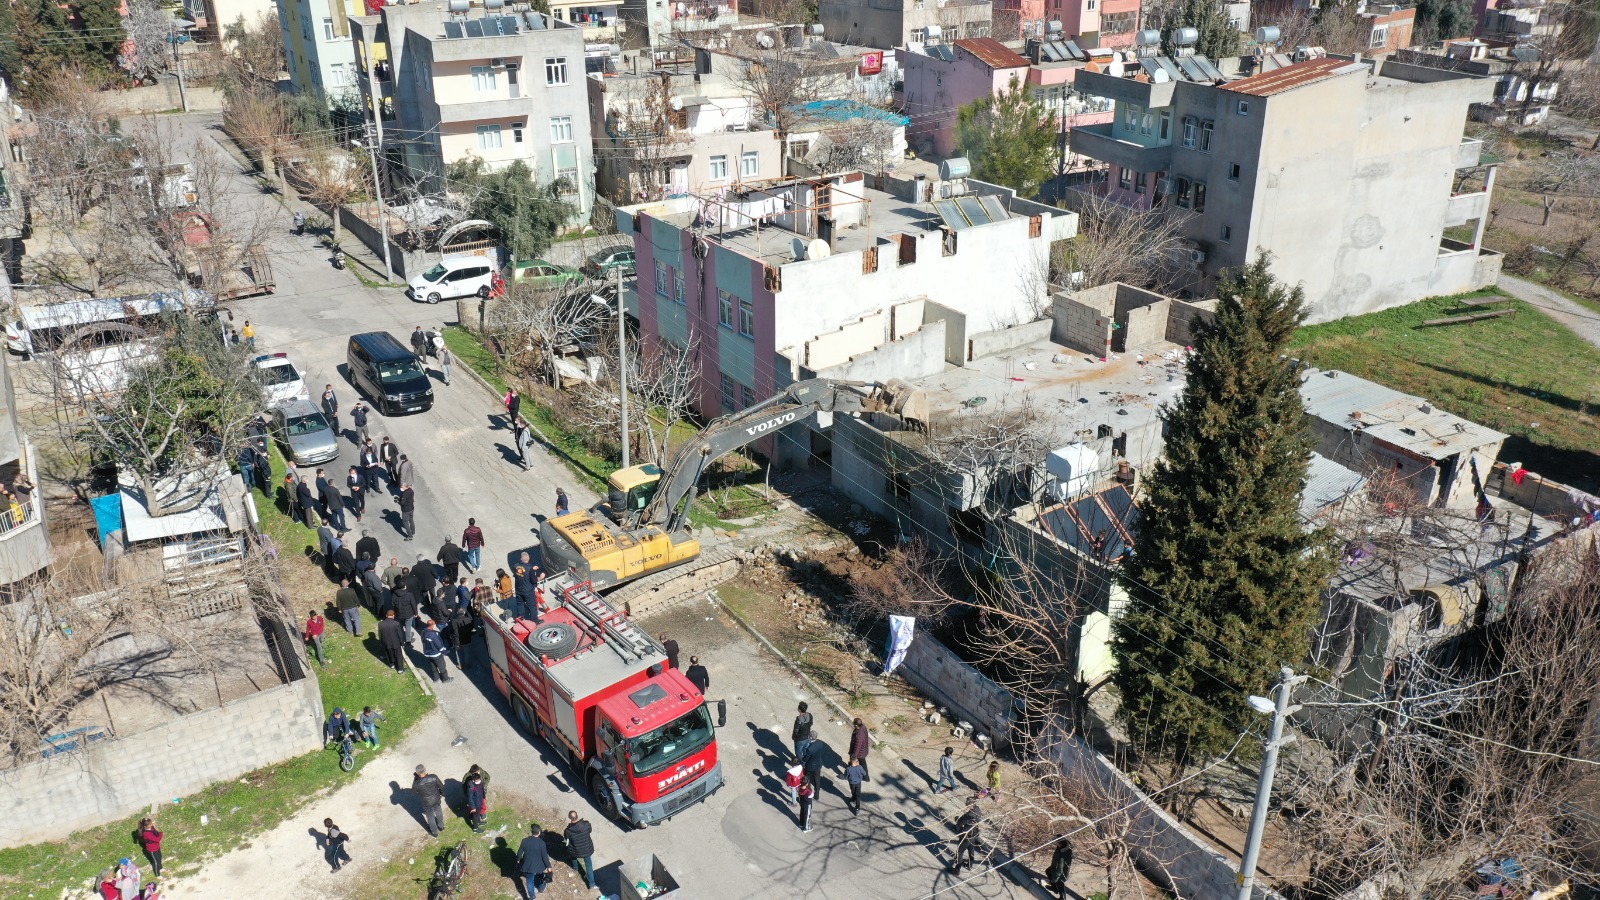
[217,13,286,101]
[634,335,700,462]
[225,92,292,189]
[119,0,173,84]
[297,147,365,244]
[491,281,615,387]
[604,74,695,203]
[733,37,852,158]
[1053,195,1195,298]
[1556,62,1600,149]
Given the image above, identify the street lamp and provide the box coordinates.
[1236,667,1306,900]
[351,136,394,281]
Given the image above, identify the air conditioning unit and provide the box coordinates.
[1188,249,1207,264]
[490,57,506,67]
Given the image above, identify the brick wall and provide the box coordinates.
[899,632,1019,748]
[1052,293,1112,356]
[0,678,325,846]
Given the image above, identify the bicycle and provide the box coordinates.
[427,840,469,900]
[327,730,357,772]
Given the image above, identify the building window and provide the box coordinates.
[1086,0,1095,8]
[720,373,737,411]
[545,57,568,85]
[1228,162,1240,180]
[1133,171,1145,193]
[1220,224,1233,242]
[1118,168,1132,190]
[557,166,578,196]
[737,298,754,337]
[329,63,348,86]
[709,155,729,180]
[1174,177,1192,208]
[471,66,497,92]
[1200,120,1214,153]
[656,261,668,296]
[717,289,734,328]
[1122,103,1139,131]
[1139,111,1153,135]
[549,115,573,143]
[322,16,335,39]
[1193,180,1207,213]
[513,122,525,143]
[1236,99,1250,116]
[1181,116,1197,148]
[1159,111,1171,141]
[740,383,756,407]
[741,151,759,178]
[674,272,685,304]
[476,124,502,149]
[1369,24,1389,48]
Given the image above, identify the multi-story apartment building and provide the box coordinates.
[1397,42,1559,125]
[200,0,276,45]
[819,0,992,52]
[1068,50,1501,322]
[278,0,365,98]
[351,1,594,215]
[617,0,755,50]
[0,272,51,591]
[1040,0,1140,48]
[617,171,1077,463]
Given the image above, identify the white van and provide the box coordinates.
[407,257,496,304]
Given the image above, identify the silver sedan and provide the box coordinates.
[270,397,339,466]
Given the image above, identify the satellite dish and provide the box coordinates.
[670,96,683,110]
[806,239,831,260]
[1150,68,1171,83]
[756,32,775,49]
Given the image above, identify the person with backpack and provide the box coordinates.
[784,761,804,806]
[791,701,813,759]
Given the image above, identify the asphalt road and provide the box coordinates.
[168,112,1049,900]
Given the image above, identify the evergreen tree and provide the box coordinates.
[955,78,1056,198]
[446,158,574,261]
[1159,0,1242,60]
[5,0,81,93]
[70,0,129,73]
[1111,255,1334,767]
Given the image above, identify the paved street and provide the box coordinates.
[162,113,1053,900]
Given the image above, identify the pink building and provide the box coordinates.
[1045,0,1138,48]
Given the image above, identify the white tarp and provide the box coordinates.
[884,614,915,675]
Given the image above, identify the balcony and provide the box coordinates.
[1444,190,1489,227]
[1455,138,1483,169]
[1073,69,1176,109]
[1068,123,1172,174]
[0,441,51,587]
[438,96,533,124]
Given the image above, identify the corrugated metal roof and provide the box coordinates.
[954,37,1029,70]
[1301,452,1368,522]
[1223,57,1364,96]
[1038,484,1140,561]
[1299,368,1506,459]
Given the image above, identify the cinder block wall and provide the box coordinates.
[899,633,1018,748]
[0,679,325,846]
[1052,294,1112,356]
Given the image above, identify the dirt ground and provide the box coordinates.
[1476,120,1600,305]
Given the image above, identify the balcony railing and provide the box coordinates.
[0,497,37,535]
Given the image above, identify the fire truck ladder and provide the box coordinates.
[561,580,657,663]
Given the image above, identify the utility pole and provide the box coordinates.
[616,265,629,468]
[360,123,394,281]
[170,19,191,112]
[1237,666,1305,900]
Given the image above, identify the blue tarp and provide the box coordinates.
[788,99,911,128]
[90,493,123,547]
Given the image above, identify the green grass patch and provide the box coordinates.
[0,446,435,900]
[1288,290,1600,492]
[352,796,576,900]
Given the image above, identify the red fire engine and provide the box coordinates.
[480,579,724,826]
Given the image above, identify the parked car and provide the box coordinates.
[253,353,309,406]
[347,331,434,416]
[579,247,636,280]
[407,257,495,304]
[269,397,339,466]
[511,259,584,290]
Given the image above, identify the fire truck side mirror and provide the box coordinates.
[716,699,727,728]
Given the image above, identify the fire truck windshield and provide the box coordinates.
[626,705,714,777]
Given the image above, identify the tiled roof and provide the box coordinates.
[1222,57,1365,96]
[954,37,1029,70]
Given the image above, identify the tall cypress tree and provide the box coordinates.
[1159,0,1243,60]
[1111,255,1334,767]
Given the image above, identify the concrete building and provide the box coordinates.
[617,170,1077,463]
[200,0,277,45]
[1044,0,1139,48]
[0,272,50,590]
[819,0,993,52]
[351,1,594,214]
[278,0,365,99]
[549,0,621,37]
[1396,42,1560,126]
[617,0,755,50]
[1069,51,1502,322]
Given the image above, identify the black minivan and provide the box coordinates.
[347,331,434,416]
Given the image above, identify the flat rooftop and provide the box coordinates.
[1299,367,1507,459]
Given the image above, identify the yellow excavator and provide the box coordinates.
[538,378,927,589]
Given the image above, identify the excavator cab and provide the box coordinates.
[607,464,664,518]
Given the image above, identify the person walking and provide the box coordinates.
[413,557,438,608]
[513,565,539,621]
[437,537,463,584]
[321,477,348,532]
[412,765,446,837]
[391,582,419,645]
[784,761,804,806]
[296,476,320,528]
[410,326,428,357]
[136,818,163,878]
[515,824,552,899]
[398,484,416,542]
[846,758,867,814]
[953,802,984,872]
[335,579,361,636]
[792,702,814,759]
[351,402,370,445]
[360,439,383,491]
[563,810,597,890]
[933,746,957,794]
[383,556,405,590]
[356,530,382,569]
[984,760,1002,799]
[515,419,534,471]
[797,779,816,834]
[461,519,485,572]
[554,487,569,516]
[850,718,872,781]
[504,388,521,428]
[800,730,825,787]
[253,438,273,493]
[380,437,400,486]
[378,610,406,673]
[304,608,327,667]
[420,620,450,682]
[1045,840,1074,899]
[447,603,473,667]
[240,320,256,349]
[397,454,415,492]
[358,706,386,749]
[464,770,488,832]
[321,385,340,435]
[323,819,351,871]
[438,344,453,386]
[346,467,366,521]
[685,655,710,694]
[659,634,680,669]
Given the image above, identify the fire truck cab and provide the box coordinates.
[481,579,724,827]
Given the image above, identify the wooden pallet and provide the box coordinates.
[1421,309,1516,327]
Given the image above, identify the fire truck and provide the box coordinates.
[480,578,723,826]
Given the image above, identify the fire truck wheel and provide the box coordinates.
[525,622,580,657]
[588,772,620,820]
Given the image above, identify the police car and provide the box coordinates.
[253,353,309,406]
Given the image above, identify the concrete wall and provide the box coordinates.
[99,82,226,115]
[804,312,888,369]
[1165,298,1216,345]
[968,318,1052,361]
[338,204,426,280]
[899,631,1019,748]
[810,321,949,383]
[1052,292,1112,356]
[0,678,324,845]
[1043,728,1287,900]
[1120,298,1169,350]
[1486,461,1589,521]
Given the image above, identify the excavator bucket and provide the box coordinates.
[877,378,929,429]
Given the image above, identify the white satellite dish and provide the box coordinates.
[806,239,831,260]
[756,32,775,49]
[670,96,683,110]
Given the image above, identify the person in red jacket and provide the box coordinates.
[97,871,118,900]
[137,817,164,877]
[304,609,327,667]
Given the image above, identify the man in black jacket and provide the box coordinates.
[515,825,552,898]
[685,656,711,694]
[411,765,446,837]
[953,802,985,872]
[380,437,400,487]
[356,530,382,568]
[398,485,416,541]
[321,384,340,434]
[413,557,438,607]
[296,477,320,528]
[437,538,463,584]
[391,581,419,644]
[322,478,348,532]
[563,811,597,890]
[378,610,405,672]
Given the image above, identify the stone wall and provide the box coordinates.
[0,678,324,846]
[898,631,1018,749]
[968,319,1053,361]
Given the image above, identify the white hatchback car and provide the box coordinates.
[254,353,309,406]
[407,257,496,304]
